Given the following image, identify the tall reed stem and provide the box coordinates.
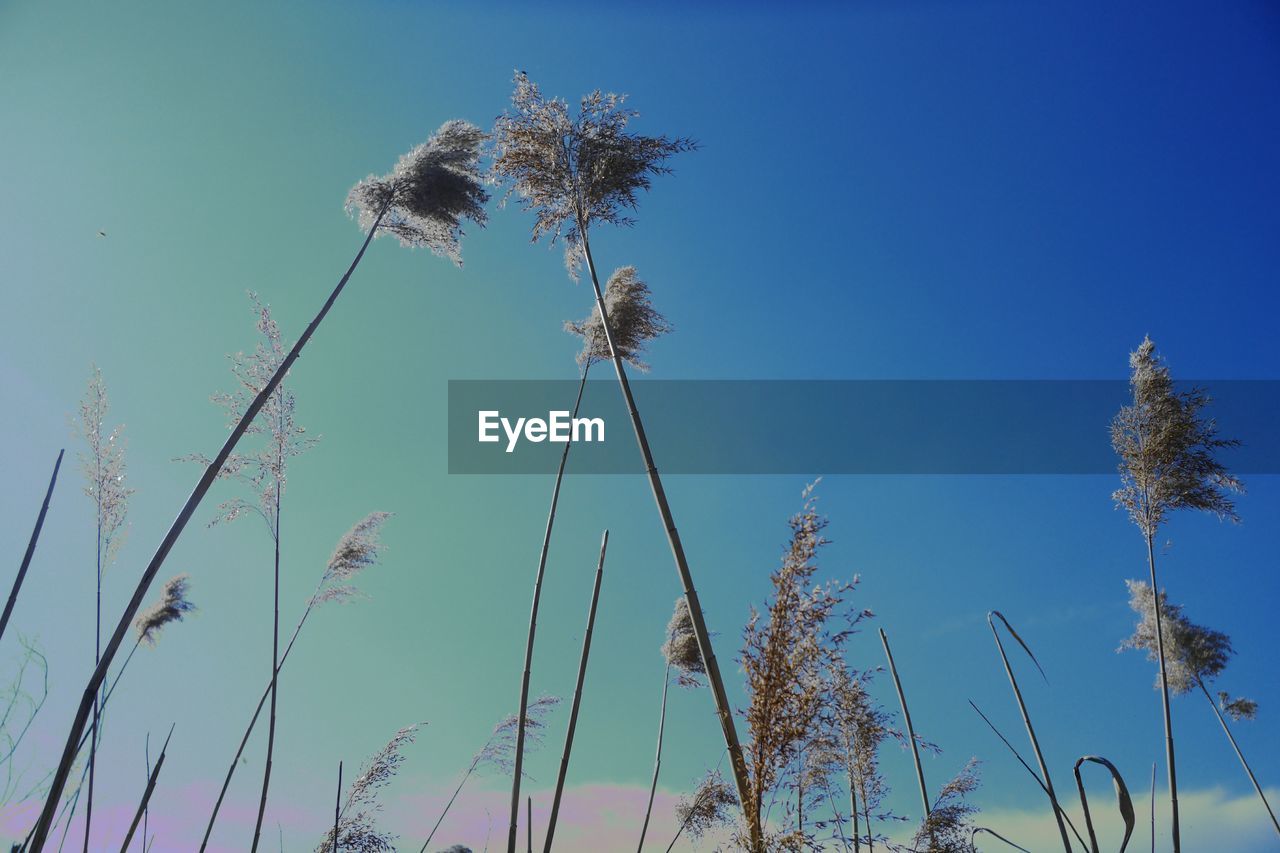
[333,761,342,853]
[637,662,670,852]
[1196,678,1279,837]
[573,218,753,849]
[201,601,315,850]
[543,530,607,853]
[0,449,63,647]
[85,442,107,853]
[250,475,284,851]
[28,201,390,851]
[507,367,589,848]
[1144,531,1179,852]
[987,612,1072,852]
[878,629,928,821]
[120,725,172,852]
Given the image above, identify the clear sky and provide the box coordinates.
[1,1,1277,850]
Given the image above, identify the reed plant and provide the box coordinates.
[739,484,861,850]
[503,265,668,851]
[418,696,561,853]
[39,575,193,851]
[907,759,982,853]
[192,294,317,851]
[316,725,421,853]
[1110,336,1242,852]
[201,512,391,850]
[29,120,487,851]
[75,367,132,852]
[490,73,752,851]
[1120,580,1277,838]
[637,597,707,851]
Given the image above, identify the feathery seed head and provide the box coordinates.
[313,512,392,608]
[675,770,737,842]
[565,266,671,370]
[1120,579,1234,693]
[134,574,195,645]
[491,72,695,279]
[1111,336,1243,536]
[661,597,705,688]
[1218,692,1259,721]
[346,120,489,265]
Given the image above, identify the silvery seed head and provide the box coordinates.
[346,120,489,265]
[565,266,671,370]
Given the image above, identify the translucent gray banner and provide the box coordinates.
[446,380,1277,475]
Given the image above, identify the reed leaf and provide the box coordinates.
[1073,755,1135,853]
[0,450,63,648]
[987,611,1072,852]
[971,826,1031,852]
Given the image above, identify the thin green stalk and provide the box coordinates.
[0,450,63,647]
[506,366,589,848]
[636,662,670,852]
[543,531,607,853]
[28,199,391,851]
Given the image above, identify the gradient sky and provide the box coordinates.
[1,1,1278,850]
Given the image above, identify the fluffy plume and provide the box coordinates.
[1218,693,1259,722]
[346,120,489,264]
[183,293,316,535]
[675,770,738,842]
[830,666,903,848]
[910,759,983,852]
[661,597,705,688]
[312,512,392,607]
[478,695,560,776]
[77,365,132,564]
[564,266,671,370]
[1120,580,1234,693]
[490,71,695,278]
[740,483,864,843]
[317,724,421,853]
[1112,336,1243,537]
[134,574,196,646]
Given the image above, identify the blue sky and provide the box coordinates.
[1,1,1277,849]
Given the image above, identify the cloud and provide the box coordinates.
[6,779,1275,851]
[887,784,1280,853]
